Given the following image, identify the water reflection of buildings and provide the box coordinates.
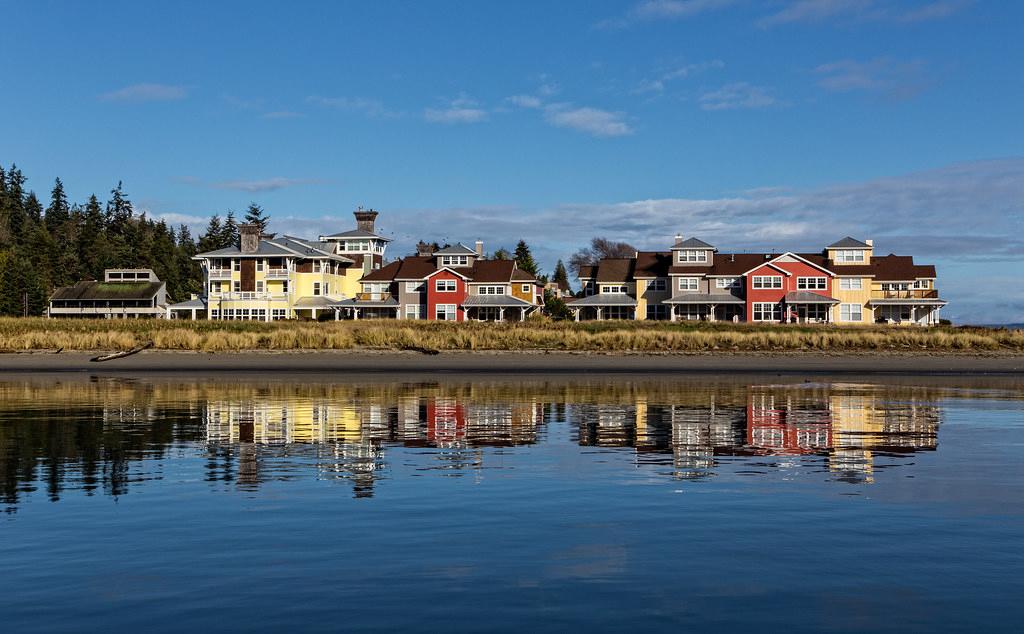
[576,385,941,482]
[203,394,544,496]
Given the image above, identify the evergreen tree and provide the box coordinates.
[492,248,511,260]
[78,195,105,279]
[3,164,28,246]
[513,240,539,276]
[45,178,70,232]
[175,224,200,297]
[221,211,239,248]
[0,253,48,316]
[198,214,224,252]
[243,202,270,234]
[552,259,570,292]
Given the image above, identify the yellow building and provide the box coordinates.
[169,209,391,320]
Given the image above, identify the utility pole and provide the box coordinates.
[23,292,29,318]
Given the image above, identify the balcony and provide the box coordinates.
[264,268,290,279]
[880,290,939,299]
[210,292,288,301]
[355,292,393,302]
[208,268,233,279]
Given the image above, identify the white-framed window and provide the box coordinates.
[882,283,910,291]
[210,309,219,319]
[256,259,264,272]
[676,250,708,263]
[435,279,457,292]
[441,255,469,266]
[478,285,506,295]
[313,282,321,296]
[753,302,782,321]
[435,304,457,320]
[797,277,827,290]
[405,304,421,319]
[281,281,289,293]
[209,282,219,294]
[752,276,783,289]
[913,279,931,289]
[521,284,531,293]
[272,309,287,320]
[232,281,241,292]
[839,278,863,290]
[602,285,628,294]
[405,281,425,293]
[232,260,240,271]
[715,277,741,289]
[836,249,865,263]
[256,280,264,293]
[648,279,667,292]
[840,303,863,322]
[677,277,699,292]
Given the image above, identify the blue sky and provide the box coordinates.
[2,0,1022,322]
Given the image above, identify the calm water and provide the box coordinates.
[1,374,1023,632]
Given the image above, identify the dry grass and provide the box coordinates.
[0,317,1021,353]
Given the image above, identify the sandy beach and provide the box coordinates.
[2,350,1022,375]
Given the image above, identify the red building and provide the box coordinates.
[743,253,839,323]
[425,268,470,321]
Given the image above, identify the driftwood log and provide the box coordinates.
[400,344,441,355]
[90,341,154,362]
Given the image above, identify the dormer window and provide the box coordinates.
[441,255,469,267]
[676,250,707,263]
[836,249,865,262]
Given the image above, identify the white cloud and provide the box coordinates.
[634,60,725,94]
[190,178,325,193]
[99,83,188,103]
[758,0,971,27]
[507,95,543,109]
[815,57,929,100]
[306,95,396,118]
[699,82,778,110]
[598,0,736,28]
[543,105,633,137]
[424,95,489,124]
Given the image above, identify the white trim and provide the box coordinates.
[741,252,835,277]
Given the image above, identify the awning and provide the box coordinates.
[294,296,347,309]
[566,294,637,307]
[462,295,534,308]
[662,293,745,305]
[868,298,947,306]
[167,298,207,311]
[784,291,840,305]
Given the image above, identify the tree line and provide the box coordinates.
[0,163,268,316]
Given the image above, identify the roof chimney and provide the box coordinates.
[239,224,260,254]
[353,206,379,233]
[475,239,484,258]
[865,239,874,247]
[416,241,433,257]
[674,233,683,244]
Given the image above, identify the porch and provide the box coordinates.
[869,298,947,326]
[462,295,536,322]
[783,291,841,324]
[334,295,400,320]
[662,294,746,322]
[166,296,208,320]
[567,294,638,321]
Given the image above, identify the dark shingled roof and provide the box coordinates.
[828,236,871,248]
[633,251,672,278]
[829,254,936,281]
[359,260,403,282]
[50,281,163,301]
[577,264,597,279]
[320,228,391,241]
[433,243,478,256]
[671,237,716,250]
[470,259,516,283]
[594,258,636,283]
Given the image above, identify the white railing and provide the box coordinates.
[210,292,287,301]
[264,269,290,278]
[208,268,233,278]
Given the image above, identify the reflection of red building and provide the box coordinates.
[746,395,832,454]
[426,398,467,445]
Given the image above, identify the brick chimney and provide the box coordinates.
[416,241,433,257]
[353,207,378,233]
[239,224,260,254]
[475,240,484,258]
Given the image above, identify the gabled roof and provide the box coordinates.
[360,259,402,282]
[594,258,636,283]
[319,228,392,241]
[671,237,716,250]
[470,259,517,283]
[425,266,473,280]
[740,252,835,277]
[394,256,439,280]
[577,265,597,279]
[828,254,936,281]
[195,236,354,262]
[433,243,478,256]
[50,281,164,301]
[633,251,672,278]
[510,268,538,282]
[828,236,871,249]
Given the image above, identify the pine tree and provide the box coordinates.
[492,248,511,260]
[45,178,70,232]
[175,224,200,297]
[221,211,239,248]
[3,164,28,247]
[552,259,570,292]
[0,253,48,316]
[243,202,270,234]
[514,240,539,276]
[79,195,105,279]
[198,214,224,252]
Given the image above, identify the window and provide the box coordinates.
[313,282,321,296]
[232,281,241,293]
[435,279,457,292]
[441,255,468,266]
[479,286,506,295]
[313,261,322,273]
[210,309,219,319]
[602,285,628,294]
[836,249,865,263]
[406,281,425,293]
[603,306,633,320]
[435,304,457,320]
[752,276,783,289]
[646,305,669,320]
[753,302,782,321]
[913,279,931,289]
[256,260,264,272]
[882,283,910,292]
[256,280,264,293]
[232,260,240,271]
[839,278,863,290]
[209,282,219,294]
[272,309,287,320]
[521,284,531,293]
[405,305,421,319]
[648,279,667,292]
[281,281,289,293]
[715,277,740,289]
[677,277,699,292]
[840,303,863,322]
[676,250,707,263]
[797,277,827,290]
[583,281,595,296]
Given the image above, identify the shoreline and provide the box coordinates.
[1,350,1022,375]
